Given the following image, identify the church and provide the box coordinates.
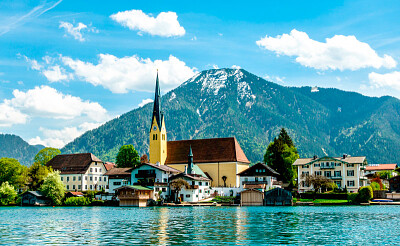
[148,72,250,187]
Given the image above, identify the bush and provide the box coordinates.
[370,182,381,191]
[90,200,105,206]
[85,190,97,202]
[356,186,373,203]
[0,182,17,205]
[347,193,358,203]
[212,196,235,203]
[64,197,89,206]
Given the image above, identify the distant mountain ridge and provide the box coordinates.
[55,68,400,164]
[0,134,44,166]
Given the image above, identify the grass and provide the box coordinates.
[298,199,349,204]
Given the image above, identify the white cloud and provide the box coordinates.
[62,54,196,93]
[110,10,185,37]
[138,98,153,107]
[59,21,96,42]
[369,71,400,90]
[0,104,27,127]
[42,65,70,82]
[22,55,42,70]
[256,29,397,71]
[29,122,102,148]
[3,85,108,122]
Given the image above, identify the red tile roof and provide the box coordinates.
[165,137,250,164]
[365,164,397,171]
[104,162,116,171]
[46,153,103,174]
[104,167,133,177]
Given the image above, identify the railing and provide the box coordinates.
[135,173,156,178]
[320,166,335,169]
[330,176,342,179]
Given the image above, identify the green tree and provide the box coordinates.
[28,162,52,190]
[377,170,392,180]
[116,145,140,168]
[0,158,28,189]
[303,174,334,200]
[40,171,65,205]
[264,128,299,188]
[34,147,60,166]
[356,186,373,203]
[0,181,18,205]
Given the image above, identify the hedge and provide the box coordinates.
[300,193,348,200]
[64,197,89,206]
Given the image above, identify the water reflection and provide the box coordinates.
[1,206,400,245]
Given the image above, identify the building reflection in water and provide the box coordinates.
[235,207,249,244]
[156,207,169,245]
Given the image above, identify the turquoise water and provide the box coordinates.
[0,206,399,245]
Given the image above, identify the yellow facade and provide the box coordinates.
[149,116,167,165]
[167,162,249,187]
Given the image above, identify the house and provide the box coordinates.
[240,189,264,206]
[105,167,133,194]
[365,164,397,177]
[169,146,211,203]
[46,153,109,192]
[21,191,50,206]
[131,163,180,201]
[147,72,250,188]
[264,188,292,206]
[237,162,280,191]
[65,191,84,198]
[115,185,154,207]
[293,155,368,193]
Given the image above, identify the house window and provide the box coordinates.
[347,170,354,176]
[66,185,69,190]
[78,176,81,181]
[324,171,331,177]
[99,177,101,181]
[95,177,97,181]
[90,168,93,172]
[314,163,320,167]
[78,185,81,190]
[67,177,69,182]
[206,182,208,186]
[104,177,107,182]
[334,171,341,177]
[244,178,248,181]
[155,187,159,191]
[73,176,76,181]
[315,171,322,176]
[302,171,309,176]
[90,177,93,181]
[263,177,266,181]
[90,185,93,190]
[162,188,166,192]
[85,176,88,181]
[73,185,76,190]
[61,177,63,181]
[199,189,202,193]
[113,182,121,186]
[302,165,308,168]
[335,163,341,166]
[347,180,355,187]
[98,185,102,190]
[334,181,341,188]
[163,178,167,183]
[199,182,202,186]
[186,194,190,198]
[85,185,87,190]
[347,164,354,167]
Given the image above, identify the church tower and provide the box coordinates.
[149,71,167,165]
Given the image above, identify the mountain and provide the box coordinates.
[62,68,400,164]
[0,134,44,166]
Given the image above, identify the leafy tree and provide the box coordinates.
[116,145,140,168]
[0,158,28,189]
[34,147,60,166]
[377,170,392,180]
[303,174,334,200]
[370,182,380,191]
[40,171,65,205]
[170,178,189,202]
[371,176,384,190]
[0,181,17,205]
[264,128,299,187]
[64,197,89,206]
[356,186,373,203]
[28,162,52,190]
[140,154,149,164]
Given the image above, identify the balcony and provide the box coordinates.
[320,165,335,169]
[330,176,342,180]
[135,173,156,178]
[242,181,269,185]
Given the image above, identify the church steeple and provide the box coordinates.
[187,145,194,174]
[149,70,167,165]
[152,70,162,130]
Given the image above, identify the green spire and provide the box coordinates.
[151,70,162,129]
[187,145,194,174]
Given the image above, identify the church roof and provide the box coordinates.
[151,71,162,129]
[165,137,250,164]
[46,153,103,174]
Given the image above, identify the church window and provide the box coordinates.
[153,134,155,140]
[155,134,157,140]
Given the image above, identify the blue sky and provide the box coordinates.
[1,0,400,148]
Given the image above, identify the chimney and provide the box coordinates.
[343,154,347,159]
[184,166,187,174]
[156,162,160,166]
[313,155,318,160]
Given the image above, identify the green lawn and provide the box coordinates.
[298,199,349,204]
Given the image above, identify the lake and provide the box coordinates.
[0,206,399,245]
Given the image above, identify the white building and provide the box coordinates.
[130,163,180,201]
[46,153,109,192]
[293,155,368,193]
[104,167,132,194]
[237,162,281,191]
